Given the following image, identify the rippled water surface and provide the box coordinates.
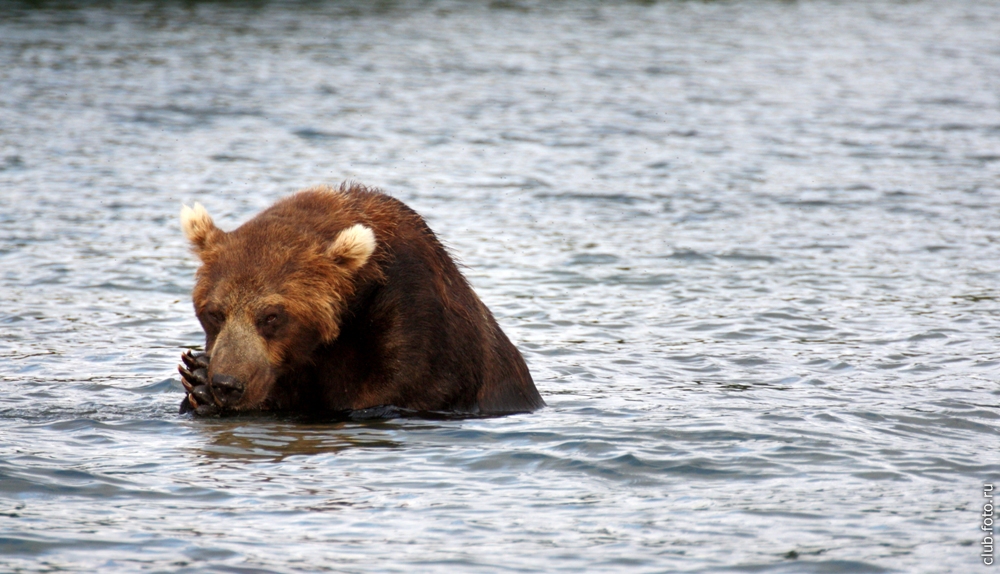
[2,1,1000,572]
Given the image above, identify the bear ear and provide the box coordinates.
[326,224,376,271]
[180,202,221,254]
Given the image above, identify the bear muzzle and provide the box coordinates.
[209,373,245,408]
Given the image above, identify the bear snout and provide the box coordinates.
[210,373,245,407]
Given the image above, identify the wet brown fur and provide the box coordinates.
[184,184,544,415]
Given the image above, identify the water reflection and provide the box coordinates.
[191,419,403,463]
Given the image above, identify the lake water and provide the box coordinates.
[1,1,999,572]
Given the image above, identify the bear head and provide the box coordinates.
[180,200,376,411]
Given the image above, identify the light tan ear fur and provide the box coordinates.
[180,202,219,251]
[327,224,376,270]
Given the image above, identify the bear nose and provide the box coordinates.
[210,373,245,407]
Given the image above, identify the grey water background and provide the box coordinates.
[1,0,999,571]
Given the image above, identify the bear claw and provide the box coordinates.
[181,350,210,372]
[191,384,214,405]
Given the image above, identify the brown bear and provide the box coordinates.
[176,183,544,417]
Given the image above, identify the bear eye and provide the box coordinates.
[204,309,225,326]
[256,306,286,334]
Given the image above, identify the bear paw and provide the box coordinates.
[178,350,220,416]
